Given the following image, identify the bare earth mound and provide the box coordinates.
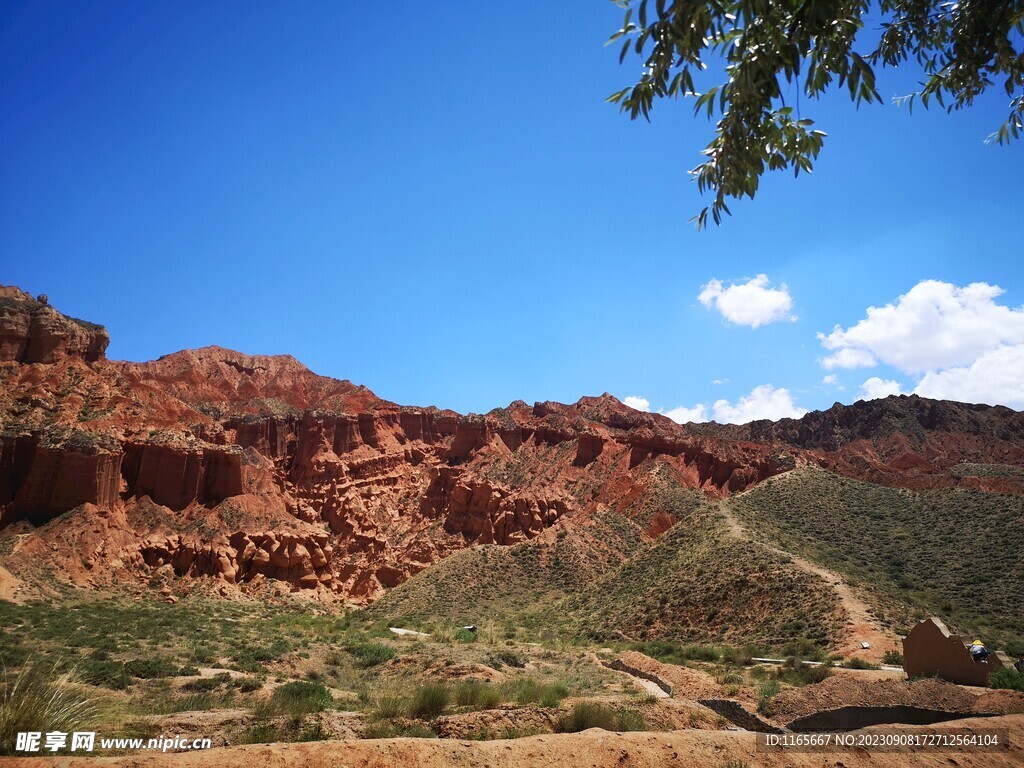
[770,676,1013,723]
[610,651,721,700]
[6,716,1022,768]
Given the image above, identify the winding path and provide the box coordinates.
[718,500,897,663]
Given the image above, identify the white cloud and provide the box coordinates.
[698,274,797,328]
[822,374,838,385]
[818,280,1024,374]
[623,396,650,412]
[712,378,730,385]
[859,377,904,401]
[914,345,1024,409]
[710,385,807,424]
[822,347,878,370]
[659,385,806,425]
[663,404,708,423]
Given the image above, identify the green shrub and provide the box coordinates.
[882,650,904,666]
[453,680,503,709]
[271,681,332,715]
[844,657,879,670]
[775,658,832,686]
[409,683,450,719]
[0,645,29,669]
[757,680,780,716]
[721,646,757,666]
[182,676,222,692]
[124,657,177,679]
[989,668,1024,692]
[779,639,825,662]
[629,640,681,663]
[238,721,278,744]
[453,628,477,643]
[79,658,130,690]
[236,677,263,693]
[557,702,617,732]
[681,644,720,662]
[557,702,643,732]
[485,650,526,669]
[615,708,647,731]
[348,642,396,668]
[0,664,96,756]
[189,646,217,665]
[505,678,569,707]
[231,639,291,673]
[298,719,331,742]
[371,691,406,720]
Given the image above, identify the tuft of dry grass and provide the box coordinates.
[0,663,97,755]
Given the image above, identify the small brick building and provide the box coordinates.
[902,617,1013,686]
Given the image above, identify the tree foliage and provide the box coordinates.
[608,1,1024,228]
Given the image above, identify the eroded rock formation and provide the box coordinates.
[0,287,109,364]
[1,285,1021,601]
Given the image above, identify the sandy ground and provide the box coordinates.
[718,499,897,662]
[0,563,24,602]
[7,715,1021,768]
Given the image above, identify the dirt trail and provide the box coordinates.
[8,715,1022,768]
[718,500,897,663]
[0,563,24,602]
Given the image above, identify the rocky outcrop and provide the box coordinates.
[136,530,335,589]
[423,467,567,544]
[121,442,243,510]
[0,288,109,364]
[1,287,1021,602]
[227,415,297,459]
[702,395,1024,450]
[447,415,489,461]
[574,432,605,466]
[0,431,121,526]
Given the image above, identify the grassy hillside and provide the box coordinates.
[370,464,843,651]
[730,467,1024,651]
[563,514,841,647]
[365,508,646,641]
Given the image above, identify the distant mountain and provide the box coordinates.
[1,285,1021,649]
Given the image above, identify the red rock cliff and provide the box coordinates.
[0,287,109,364]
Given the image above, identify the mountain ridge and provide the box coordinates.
[1,286,1021,641]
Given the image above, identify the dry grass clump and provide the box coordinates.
[0,663,96,756]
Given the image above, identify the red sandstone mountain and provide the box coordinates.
[1,286,1021,602]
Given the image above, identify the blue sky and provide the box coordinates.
[2,1,1022,420]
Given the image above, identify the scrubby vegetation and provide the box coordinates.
[989,668,1024,692]
[372,469,843,654]
[453,680,503,709]
[731,467,1024,649]
[0,591,629,749]
[952,463,1024,479]
[756,680,781,716]
[271,681,332,716]
[563,512,840,648]
[883,650,904,666]
[347,642,396,668]
[506,678,570,708]
[4,461,1017,752]
[0,663,96,756]
[556,702,645,733]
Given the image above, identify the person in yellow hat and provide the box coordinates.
[968,639,989,662]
